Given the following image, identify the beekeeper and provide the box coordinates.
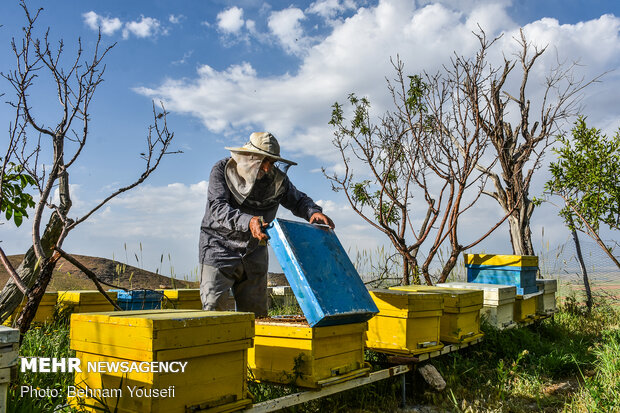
[198,132,334,316]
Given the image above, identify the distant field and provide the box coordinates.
[559,279,620,306]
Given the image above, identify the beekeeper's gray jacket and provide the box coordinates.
[199,158,323,269]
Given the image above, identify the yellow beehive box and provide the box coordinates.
[249,320,368,388]
[463,254,539,267]
[69,310,254,413]
[366,289,444,355]
[439,282,517,329]
[390,285,484,343]
[160,289,236,311]
[58,290,118,314]
[514,292,542,322]
[159,289,202,309]
[536,279,558,315]
[3,292,58,326]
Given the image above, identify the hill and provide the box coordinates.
[0,254,198,291]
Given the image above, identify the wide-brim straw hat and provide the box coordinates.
[225,132,297,165]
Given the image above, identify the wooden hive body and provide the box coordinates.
[464,254,539,295]
[536,279,558,315]
[70,310,254,413]
[0,326,19,410]
[390,286,484,343]
[249,320,368,389]
[366,289,444,355]
[58,290,118,314]
[160,289,202,309]
[514,292,542,322]
[438,282,517,329]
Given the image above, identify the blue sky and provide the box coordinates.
[2,0,619,280]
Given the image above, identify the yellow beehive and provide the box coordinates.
[390,285,484,343]
[366,289,444,355]
[438,282,517,330]
[3,292,58,326]
[536,279,558,315]
[70,310,254,413]
[159,289,202,309]
[463,254,539,267]
[57,290,118,314]
[514,292,542,322]
[160,289,236,311]
[249,320,368,388]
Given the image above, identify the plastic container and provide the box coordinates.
[112,289,163,310]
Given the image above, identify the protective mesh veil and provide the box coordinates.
[224,153,286,207]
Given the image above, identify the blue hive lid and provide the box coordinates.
[266,218,378,327]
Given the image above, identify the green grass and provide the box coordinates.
[8,316,77,413]
[414,297,619,412]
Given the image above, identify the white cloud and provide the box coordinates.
[169,14,185,24]
[83,12,164,39]
[307,0,357,20]
[136,0,620,170]
[268,7,308,55]
[82,11,123,36]
[172,50,193,65]
[217,7,246,34]
[123,16,163,39]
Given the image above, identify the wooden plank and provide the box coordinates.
[0,344,18,369]
[240,365,411,413]
[416,336,484,361]
[0,382,7,413]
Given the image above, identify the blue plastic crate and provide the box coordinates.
[112,289,163,310]
[266,218,379,327]
[466,265,538,295]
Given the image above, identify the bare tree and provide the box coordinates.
[0,3,179,334]
[469,29,599,256]
[326,57,512,284]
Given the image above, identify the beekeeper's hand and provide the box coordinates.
[310,212,335,229]
[250,216,269,241]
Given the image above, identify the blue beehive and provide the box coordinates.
[266,218,379,327]
[112,289,163,310]
[464,254,538,295]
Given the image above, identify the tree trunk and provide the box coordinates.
[402,258,410,286]
[16,257,59,335]
[0,213,63,324]
[507,201,535,256]
[437,251,460,284]
[570,218,592,312]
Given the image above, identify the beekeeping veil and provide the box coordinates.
[224,132,297,207]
